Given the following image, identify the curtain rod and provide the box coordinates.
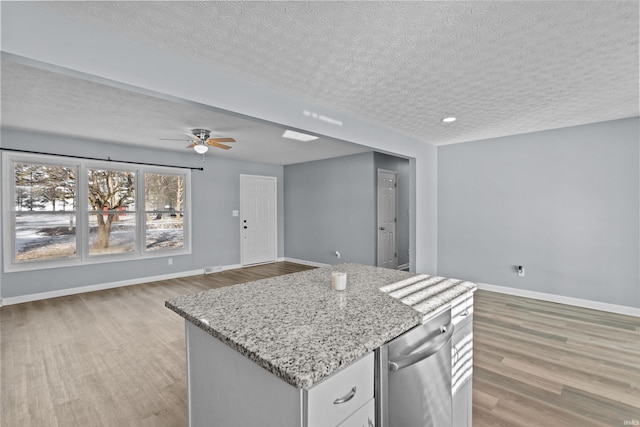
[0,148,204,171]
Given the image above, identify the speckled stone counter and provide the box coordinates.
[379,273,477,321]
[166,263,476,389]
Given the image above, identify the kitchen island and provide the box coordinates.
[166,263,476,426]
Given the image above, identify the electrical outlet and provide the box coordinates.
[517,265,524,277]
[168,258,173,265]
[335,251,341,259]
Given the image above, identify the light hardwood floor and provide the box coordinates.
[1,263,638,426]
[472,290,640,427]
[0,262,315,426]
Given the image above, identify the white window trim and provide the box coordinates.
[2,151,192,273]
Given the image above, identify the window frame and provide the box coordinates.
[2,151,192,273]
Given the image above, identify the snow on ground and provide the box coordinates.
[15,213,183,260]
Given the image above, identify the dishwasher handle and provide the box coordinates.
[388,322,454,371]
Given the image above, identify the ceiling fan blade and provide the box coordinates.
[206,137,236,144]
[208,141,232,150]
[186,142,198,148]
[184,132,201,141]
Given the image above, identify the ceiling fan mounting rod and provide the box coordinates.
[191,128,210,141]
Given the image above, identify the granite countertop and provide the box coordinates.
[379,273,477,321]
[165,263,476,389]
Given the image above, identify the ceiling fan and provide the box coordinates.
[162,128,236,154]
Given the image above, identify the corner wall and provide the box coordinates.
[284,152,376,265]
[437,117,639,308]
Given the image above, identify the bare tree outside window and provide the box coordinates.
[5,154,190,270]
[13,163,77,261]
[145,173,185,251]
[87,169,136,254]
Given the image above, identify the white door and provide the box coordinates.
[240,175,277,266]
[377,169,397,269]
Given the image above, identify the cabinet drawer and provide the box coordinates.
[452,294,474,329]
[306,352,374,427]
[338,398,375,427]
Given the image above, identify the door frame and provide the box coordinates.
[239,174,278,266]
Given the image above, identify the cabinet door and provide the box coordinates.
[452,317,473,427]
[452,382,469,427]
[186,322,301,427]
[338,398,375,427]
[306,352,374,427]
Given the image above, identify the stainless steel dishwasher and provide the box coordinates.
[376,309,454,427]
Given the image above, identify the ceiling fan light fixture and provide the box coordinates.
[193,144,209,154]
[282,129,319,142]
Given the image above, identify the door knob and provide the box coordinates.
[379,227,385,230]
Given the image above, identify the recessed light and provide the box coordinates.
[442,117,457,123]
[282,129,319,141]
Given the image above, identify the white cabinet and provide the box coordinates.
[338,398,375,427]
[186,321,302,427]
[306,352,375,427]
[451,293,474,427]
[185,321,375,427]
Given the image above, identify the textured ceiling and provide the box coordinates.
[2,1,638,162]
[1,60,370,165]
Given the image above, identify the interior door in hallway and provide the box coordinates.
[377,169,398,269]
[240,175,277,266]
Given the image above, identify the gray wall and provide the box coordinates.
[374,152,411,267]
[438,117,639,308]
[0,129,284,299]
[284,152,376,265]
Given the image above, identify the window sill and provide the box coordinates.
[3,247,192,274]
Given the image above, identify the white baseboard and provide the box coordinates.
[2,268,203,306]
[283,257,329,268]
[397,263,410,271]
[477,282,640,317]
[1,259,330,306]
[221,263,243,271]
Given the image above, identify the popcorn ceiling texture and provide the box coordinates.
[40,1,639,146]
[1,61,371,163]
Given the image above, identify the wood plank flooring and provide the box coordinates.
[1,264,638,426]
[0,262,315,427]
[472,290,640,427]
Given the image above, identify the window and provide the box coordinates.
[144,173,185,251]
[13,162,78,262]
[3,152,191,272]
[87,168,137,256]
